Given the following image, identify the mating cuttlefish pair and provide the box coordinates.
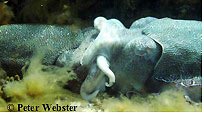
[80,17,201,103]
[0,17,201,102]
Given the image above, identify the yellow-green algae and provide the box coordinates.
[0,56,202,112]
[0,56,86,112]
[101,90,201,112]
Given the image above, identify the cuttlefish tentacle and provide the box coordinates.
[80,17,108,66]
[81,17,125,88]
[97,55,115,87]
[80,89,100,101]
[80,63,106,101]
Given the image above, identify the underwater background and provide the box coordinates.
[0,0,202,112]
[0,0,202,27]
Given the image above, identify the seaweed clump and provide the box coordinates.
[0,55,202,112]
[100,90,202,112]
[0,56,87,111]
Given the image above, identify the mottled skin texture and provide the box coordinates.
[139,18,202,83]
[0,24,90,77]
[0,17,201,103]
[80,17,202,102]
[136,18,202,102]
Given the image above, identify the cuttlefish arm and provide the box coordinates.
[80,64,106,101]
[80,17,125,66]
[81,17,125,87]
[97,55,115,87]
